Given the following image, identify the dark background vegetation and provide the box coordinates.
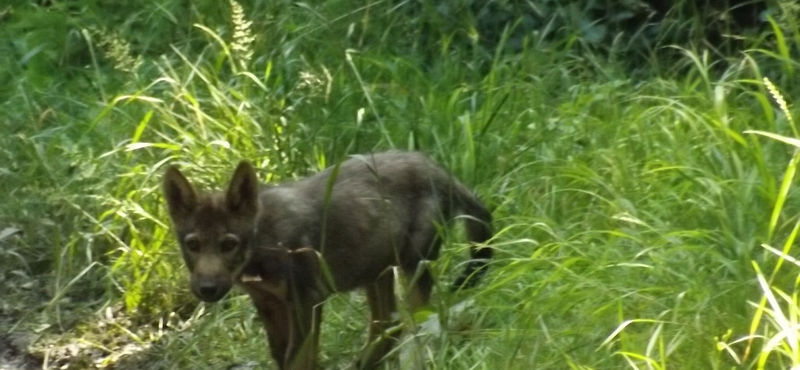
[2,0,800,369]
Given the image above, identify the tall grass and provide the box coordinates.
[2,0,800,369]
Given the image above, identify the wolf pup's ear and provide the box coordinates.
[163,166,198,221]
[226,161,259,216]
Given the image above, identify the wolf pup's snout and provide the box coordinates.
[192,276,232,302]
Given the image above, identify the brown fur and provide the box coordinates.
[163,151,493,370]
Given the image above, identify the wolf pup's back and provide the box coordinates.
[253,151,493,292]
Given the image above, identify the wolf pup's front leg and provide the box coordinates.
[239,246,329,370]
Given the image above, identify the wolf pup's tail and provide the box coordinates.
[451,185,493,291]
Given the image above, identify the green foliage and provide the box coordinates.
[2,0,800,369]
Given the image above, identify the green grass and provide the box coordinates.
[2,0,800,369]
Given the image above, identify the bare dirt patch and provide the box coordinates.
[0,333,39,370]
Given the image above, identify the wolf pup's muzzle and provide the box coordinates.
[191,276,232,302]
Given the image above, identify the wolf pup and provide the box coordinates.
[162,151,493,370]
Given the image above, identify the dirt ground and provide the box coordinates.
[0,334,38,370]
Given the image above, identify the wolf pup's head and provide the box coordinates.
[162,161,259,302]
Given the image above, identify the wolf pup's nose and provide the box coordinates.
[196,281,226,302]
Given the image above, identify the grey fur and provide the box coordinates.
[252,150,493,292]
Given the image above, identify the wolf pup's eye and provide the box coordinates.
[219,234,240,254]
[184,234,201,253]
